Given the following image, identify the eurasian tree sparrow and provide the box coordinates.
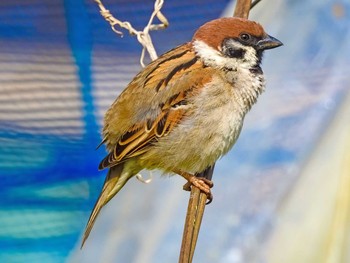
[82,17,282,246]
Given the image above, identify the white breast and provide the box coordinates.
[190,76,246,158]
[178,68,264,172]
[140,52,265,174]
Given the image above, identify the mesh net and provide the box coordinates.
[2,0,350,262]
[0,0,230,262]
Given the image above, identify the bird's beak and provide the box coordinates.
[256,35,283,50]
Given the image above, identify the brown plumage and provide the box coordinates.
[81,17,282,247]
[193,17,266,50]
[99,43,210,170]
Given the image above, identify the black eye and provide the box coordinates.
[240,33,251,41]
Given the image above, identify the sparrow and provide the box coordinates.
[81,17,282,246]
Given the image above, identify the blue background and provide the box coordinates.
[0,0,349,262]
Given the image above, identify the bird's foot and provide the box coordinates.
[176,170,214,204]
[183,177,214,204]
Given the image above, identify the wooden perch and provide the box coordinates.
[234,0,252,18]
[178,165,215,263]
[178,1,257,262]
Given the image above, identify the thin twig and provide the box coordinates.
[178,1,254,262]
[233,0,252,18]
[179,166,214,263]
[93,0,168,66]
[251,0,263,9]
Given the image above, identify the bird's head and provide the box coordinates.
[192,17,282,70]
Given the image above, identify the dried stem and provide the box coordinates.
[251,0,263,9]
[179,166,214,263]
[234,0,252,18]
[178,1,255,262]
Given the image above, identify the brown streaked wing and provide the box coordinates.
[99,47,215,170]
[101,43,194,148]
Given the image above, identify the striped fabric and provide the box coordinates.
[1,0,350,262]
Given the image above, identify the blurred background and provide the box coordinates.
[1,0,350,262]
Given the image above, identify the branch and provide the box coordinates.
[178,1,255,262]
[251,0,263,10]
[234,0,252,18]
[179,165,215,263]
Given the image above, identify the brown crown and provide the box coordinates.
[192,17,266,50]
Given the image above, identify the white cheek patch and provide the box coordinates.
[221,39,258,67]
[193,40,233,68]
[193,40,258,70]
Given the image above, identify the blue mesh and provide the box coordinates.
[0,0,230,262]
[1,0,350,262]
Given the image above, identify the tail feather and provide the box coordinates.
[81,164,132,248]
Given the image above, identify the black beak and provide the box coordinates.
[256,35,283,50]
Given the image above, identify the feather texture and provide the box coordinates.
[99,43,212,170]
[81,17,282,247]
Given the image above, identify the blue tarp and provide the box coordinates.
[1,0,349,262]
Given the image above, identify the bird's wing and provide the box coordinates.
[99,43,215,170]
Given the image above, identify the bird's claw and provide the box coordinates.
[182,177,214,204]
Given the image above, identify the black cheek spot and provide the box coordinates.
[227,48,246,59]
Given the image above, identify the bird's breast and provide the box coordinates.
[191,77,245,155]
[139,73,264,174]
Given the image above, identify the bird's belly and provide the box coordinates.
[141,100,244,174]
[181,103,244,171]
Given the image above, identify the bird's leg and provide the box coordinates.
[174,169,214,203]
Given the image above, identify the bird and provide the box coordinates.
[81,17,282,247]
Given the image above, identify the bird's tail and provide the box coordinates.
[81,164,132,248]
